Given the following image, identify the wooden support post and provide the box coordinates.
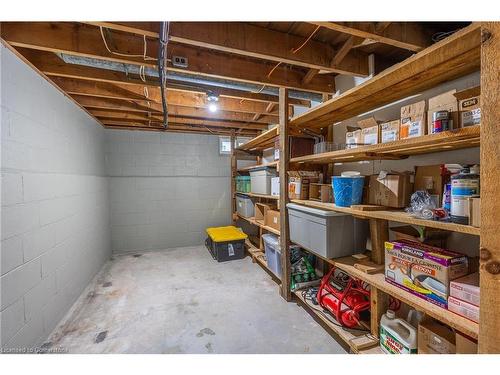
[479,22,500,354]
[369,219,389,265]
[279,87,292,301]
[370,286,388,337]
[230,130,237,224]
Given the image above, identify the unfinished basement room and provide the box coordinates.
[1,3,499,369]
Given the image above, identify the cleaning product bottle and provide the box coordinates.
[379,310,418,354]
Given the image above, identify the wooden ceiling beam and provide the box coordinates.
[311,22,431,51]
[82,22,369,76]
[1,22,335,92]
[331,36,365,67]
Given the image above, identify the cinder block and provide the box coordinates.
[1,235,23,276]
[1,173,23,206]
[0,298,25,344]
[22,223,57,262]
[24,273,57,323]
[41,242,69,279]
[1,202,40,240]
[0,258,42,310]
[4,312,45,350]
[22,173,58,202]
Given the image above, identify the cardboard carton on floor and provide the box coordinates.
[380,119,400,143]
[454,86,481,127]
[418,320,456,354]
[427,90,459,134]
[401,100,427,139]
[368,172,412,208]
[288,171,320,200]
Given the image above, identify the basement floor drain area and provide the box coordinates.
[46,246,346,354]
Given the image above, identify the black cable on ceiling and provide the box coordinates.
[158,22,169,130]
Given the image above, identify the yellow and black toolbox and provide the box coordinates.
[205,226,247,262]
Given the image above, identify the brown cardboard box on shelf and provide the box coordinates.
[274,136,315,160]
[380,120,400,143]
[345,117,379,148]
[418,320,456,354]
[456,332,478,354]
[255,203,274,224]
[414,165,445,206]
[264,210,280,231]
[400,100,427,139]
[448,296,479,323]
[427,90,459,134]
[288,171,320,200]
[309,183,333,203]
[390,225,449,248]
[450,272,480,307]
[345,129,362,149]
[454,86,481,127]
[368,172,412,208]
[468,197,480,227]
[359,117,380,146]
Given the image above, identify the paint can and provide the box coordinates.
[450,168,479,224]
[432,110,450,134]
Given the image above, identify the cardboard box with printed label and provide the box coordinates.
[265,210,280,231]
[454,86,481,127]
[450,272,480,307]
[401,100,427,139]
[368,173,412,208]
[288,171,320,200]
[385,240,469,308]
[418,320,456,354]
[345,129,362,149]
[380,120,400,143]
[414,165,446,206]
[345,117,379,148]
[271,177,280,196]
[427,90,459,134]
[448,295,479,323]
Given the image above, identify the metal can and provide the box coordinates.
[432,110,450,133]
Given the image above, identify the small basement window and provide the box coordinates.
[219,136,251,155]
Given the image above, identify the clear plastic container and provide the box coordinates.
[262,234,282,278]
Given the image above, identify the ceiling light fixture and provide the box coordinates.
[207,91,219,113]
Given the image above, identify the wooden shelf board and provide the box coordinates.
[237,160,278,172]
[237,127,278,152]
[236,213,281,235]
[290,199,480,236]
[290,126,480,165]
[328,255,479,339]
[238,192,280,200]
[294,291,379,353]
[289,24,481,129]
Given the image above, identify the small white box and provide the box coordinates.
[448,296,479,323]
[450,272,480,307]
[271,177,280,196]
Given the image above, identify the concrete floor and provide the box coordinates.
[44,246,347,354]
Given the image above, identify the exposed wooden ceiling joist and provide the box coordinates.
[1,22,335,93]
[102,122,258,136]
[310,22,431,52]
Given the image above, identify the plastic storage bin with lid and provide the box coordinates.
[235,194,255,218]
[250,167,277,195]
[236,175,251,193]
[262,233,282,278]
[205,226,247,262]
[332,171,365,207]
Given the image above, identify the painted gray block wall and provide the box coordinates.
[105,130,231,253]
[1,46,111,349]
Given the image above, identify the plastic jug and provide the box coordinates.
[379,310,418,354]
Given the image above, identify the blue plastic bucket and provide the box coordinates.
[332,176,365,207]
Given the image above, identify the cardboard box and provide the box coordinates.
[288,171,320,200]
[255,203,274,224]
[368,173,412,208]
[450,272,480,307]
[454,87,481,127]
[390,225,448,248]
[361,126,379,145]
[414,165,445,206]
[275,137,315,160]
[345,117,379,148]
[401,100,427,139]
[418,320,456,354]
[380,120,400,143]
[448,295,479,323]
[309,183,333,203]
[385,240,469,308]
[264,210,280,231]
[345,129,362,149]
[468,197,480,227]
[456,332,478,354]
[427,90,459,134]
[271,177,280,196]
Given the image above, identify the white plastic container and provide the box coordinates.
[250,167,277,195]
[262,234,282,278]
[235,194,255,218]
[380,310,418,354]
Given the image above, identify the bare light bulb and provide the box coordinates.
[209,103,217,112]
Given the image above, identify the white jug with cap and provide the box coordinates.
[379,310,418,354]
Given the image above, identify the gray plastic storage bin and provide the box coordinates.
[250,167,277,195]
[262,233,281,278]
[286,203,368,259]
[236,194,255,217]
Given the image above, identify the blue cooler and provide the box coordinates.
[333,176,365,207]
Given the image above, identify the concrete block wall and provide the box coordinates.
[1,46,111,350]
[105,130,231,253]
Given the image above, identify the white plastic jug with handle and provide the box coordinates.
[379,310,418,354]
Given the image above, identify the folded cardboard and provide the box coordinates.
[271,177,280,196]
[368,173,412,208]
[380,120,400,143]
[468,197,480,227]
[385,240,469,308]
[418,320,456,354]
[450,272,480,307]
[456,332,478,354]
[255,203,274,224]
[448,295,479,323]
[265,210,280,231]
[309,183,333,203]
[288,171,320,200]
[454,86,481,127]
[427,90,459,134]
[414,165,445,206]
[401,100,427,139]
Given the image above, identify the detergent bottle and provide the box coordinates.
[379,310,418,354]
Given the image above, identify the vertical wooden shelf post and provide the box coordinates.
[370,286,388,338]
[279,87,292,301]
[230,130,237,224]
[479,22,500,353]
[369,219,389,265]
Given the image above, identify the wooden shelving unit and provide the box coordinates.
[237,192,279,201]
[236,213,280,235]
[236,127,278,152]
[238,160,279,172]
